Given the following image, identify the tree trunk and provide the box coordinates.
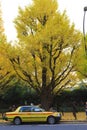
[41,66,54,110]
[41,88,54,110]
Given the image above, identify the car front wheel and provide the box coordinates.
[47,116,56,124]
[13,117,21,125]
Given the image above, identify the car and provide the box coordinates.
[4,105,61,125]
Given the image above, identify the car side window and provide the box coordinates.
[33,107,43,112]
[19,107,32,112]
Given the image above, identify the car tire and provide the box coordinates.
[13,117,21,125]
[47,116,56,124]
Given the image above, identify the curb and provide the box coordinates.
[60,120,87,124]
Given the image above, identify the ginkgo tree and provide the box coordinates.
[0,2,16,94]
[0,2,9,91]
[9,0,82,110]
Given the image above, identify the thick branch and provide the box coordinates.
[9,58,41,93]
[32,53,40,87]
[55,79,71,95]
[55,66,74,87]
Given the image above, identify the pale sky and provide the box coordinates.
[1,0,87,41]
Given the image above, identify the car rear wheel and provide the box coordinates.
[47,116,56,124]
[13,117,21,125]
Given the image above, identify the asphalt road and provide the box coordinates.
[0,123,87,130]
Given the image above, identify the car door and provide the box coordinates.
[29,107,47,122]
[19,106,33,122]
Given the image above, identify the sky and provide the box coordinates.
[1,0,87,41]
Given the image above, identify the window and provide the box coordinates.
[33,107,45,112]
[19,107,32,112]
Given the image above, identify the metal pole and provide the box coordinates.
[83,7,87,53]
[83,11,86,36]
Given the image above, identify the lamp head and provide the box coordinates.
[84,6,87,11]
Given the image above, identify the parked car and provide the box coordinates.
[4,105,61,125]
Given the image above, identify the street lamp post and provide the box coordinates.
[83,6,87,53]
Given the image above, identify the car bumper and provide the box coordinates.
[55,116,61,122]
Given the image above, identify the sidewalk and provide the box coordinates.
[0,119,9,124]
[61,119,87,124]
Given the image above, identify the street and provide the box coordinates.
[0,123,87,130]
